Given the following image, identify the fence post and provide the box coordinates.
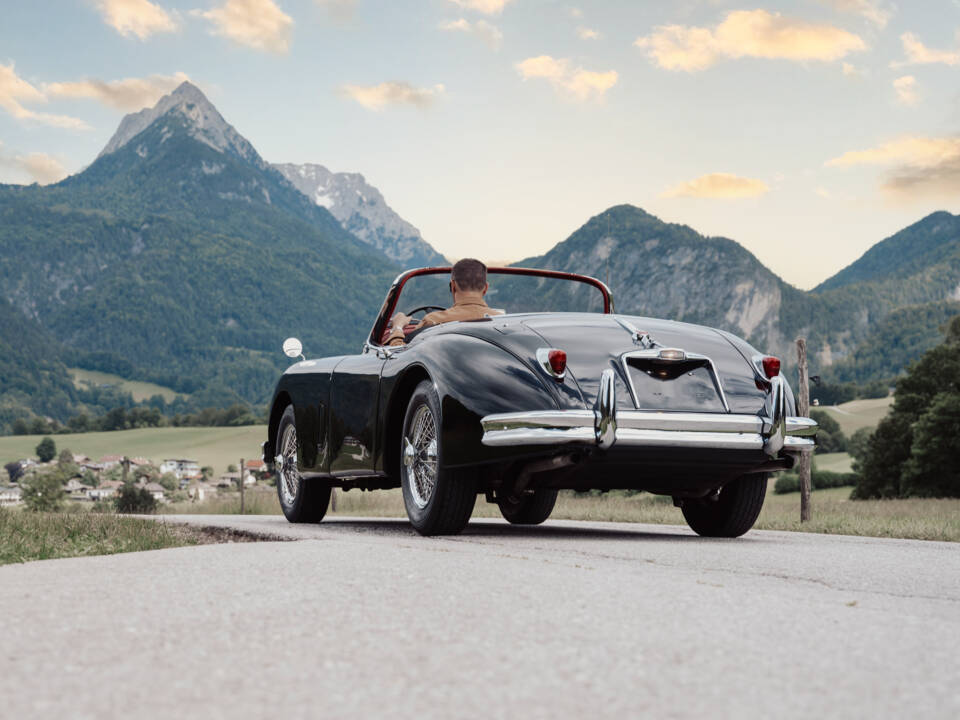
[796,338,812,523]
[239,457,245,515]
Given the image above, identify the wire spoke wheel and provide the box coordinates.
[403,404,438,509]
[278,423,300,506]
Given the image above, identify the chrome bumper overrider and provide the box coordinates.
[481,370,817,457]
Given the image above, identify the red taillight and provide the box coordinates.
[762,356,781,378]
[548,349,567,376]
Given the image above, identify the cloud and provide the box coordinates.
[314,0,356,21]
[577,27,601,40]
[661,172,770,199]
[568,8,583,19]
[825,136,960,167]
[96,0,177,39]
[341,81,445,110]
[634,9,866,72]
[893,32,960,66]
[0,64,89,129]
[0,151,68,185]
[447,0,512,15]
[439,18,503,50]
[45,71,189,111]
[826,135,960,199]
[842,61,863,76]
[515,55,618,102]
[893,75,918,105]
[194,0,293,53]
[820,0,892,28]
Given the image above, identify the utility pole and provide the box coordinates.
[239,457,245,515]
[796,338,812,523]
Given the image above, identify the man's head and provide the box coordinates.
[450,258,488,296]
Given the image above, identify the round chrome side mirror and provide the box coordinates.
[282,337,304,360]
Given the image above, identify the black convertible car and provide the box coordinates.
[263,267,816,536]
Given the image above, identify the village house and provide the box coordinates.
[0,486,22,506]
[86,480,122,501]
[159,459,200,480]
[97,455,125,469]
[64,478,86,496]
[142,482,166,501]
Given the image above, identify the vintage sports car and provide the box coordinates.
[263,267,817,537]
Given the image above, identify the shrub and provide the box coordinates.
[35,437,56,463]
[114,484,157,514]
[4,461,23,483]
[20,472,66,511]
[774,469,859,495]
[809,409,847,453]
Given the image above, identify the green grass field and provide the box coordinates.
[814,452,854,473]
[0,426,266,477]
[820,396,893,435]
[68,367,184,403]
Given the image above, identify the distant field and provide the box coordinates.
[820,396,893,435]
[815,452,854,473]
[0,426,265,477]
[68,368,184,403]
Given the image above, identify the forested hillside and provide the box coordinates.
[0,83,398,428]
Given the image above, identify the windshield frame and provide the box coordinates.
[368,266,614,347]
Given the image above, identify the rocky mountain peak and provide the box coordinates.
[97,81,263,167]
[274,162,446,267]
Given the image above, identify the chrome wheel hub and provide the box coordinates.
[404,404,438,509]
[277,424,300,506]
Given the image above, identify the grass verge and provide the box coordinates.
[0,507,265,566]
[168,484,960,542]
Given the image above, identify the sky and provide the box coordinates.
[1,0,959,289]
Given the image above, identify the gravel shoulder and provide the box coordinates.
[2,515,957,720]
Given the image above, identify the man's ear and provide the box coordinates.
[450,280,457,295]
[482,282,489,296]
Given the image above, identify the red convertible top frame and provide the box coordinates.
[370,266,614,346]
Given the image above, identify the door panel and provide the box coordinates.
[328,354,385,474]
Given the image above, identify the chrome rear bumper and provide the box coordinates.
[481,371,816,457]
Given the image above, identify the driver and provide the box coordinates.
[385,258,503,346]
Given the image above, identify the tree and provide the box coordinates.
[899,392,960,497]
[158,473,178,492]
[227,464,237,473]
[20,472,66,512]
[4,461,23,483]
[853,316,960,499]
[80,470,99,488]
[35,437,57,463]
[115,484,157,514]
[847,427,872,462]
[809,410,847,453]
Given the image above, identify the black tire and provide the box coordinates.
[498,489,559,525]
[275,406,331,523]
[681,473,767,538]
[401,380,477,536]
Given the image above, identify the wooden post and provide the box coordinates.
[121,456,130,485]
[796,338,812,523]
[239,457,245,515]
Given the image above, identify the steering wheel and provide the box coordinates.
[405,305,445,318]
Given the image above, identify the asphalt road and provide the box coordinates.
[2,516,958,720]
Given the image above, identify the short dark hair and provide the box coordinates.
[451,258,487,292]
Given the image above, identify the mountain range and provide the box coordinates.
[0,81,958,430]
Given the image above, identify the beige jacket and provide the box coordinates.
[387,297,503,346]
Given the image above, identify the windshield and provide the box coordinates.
[370,267,611,346]
[396,269,610,317]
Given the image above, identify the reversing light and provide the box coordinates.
[548,349,567,376]
[762,356,781,378]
